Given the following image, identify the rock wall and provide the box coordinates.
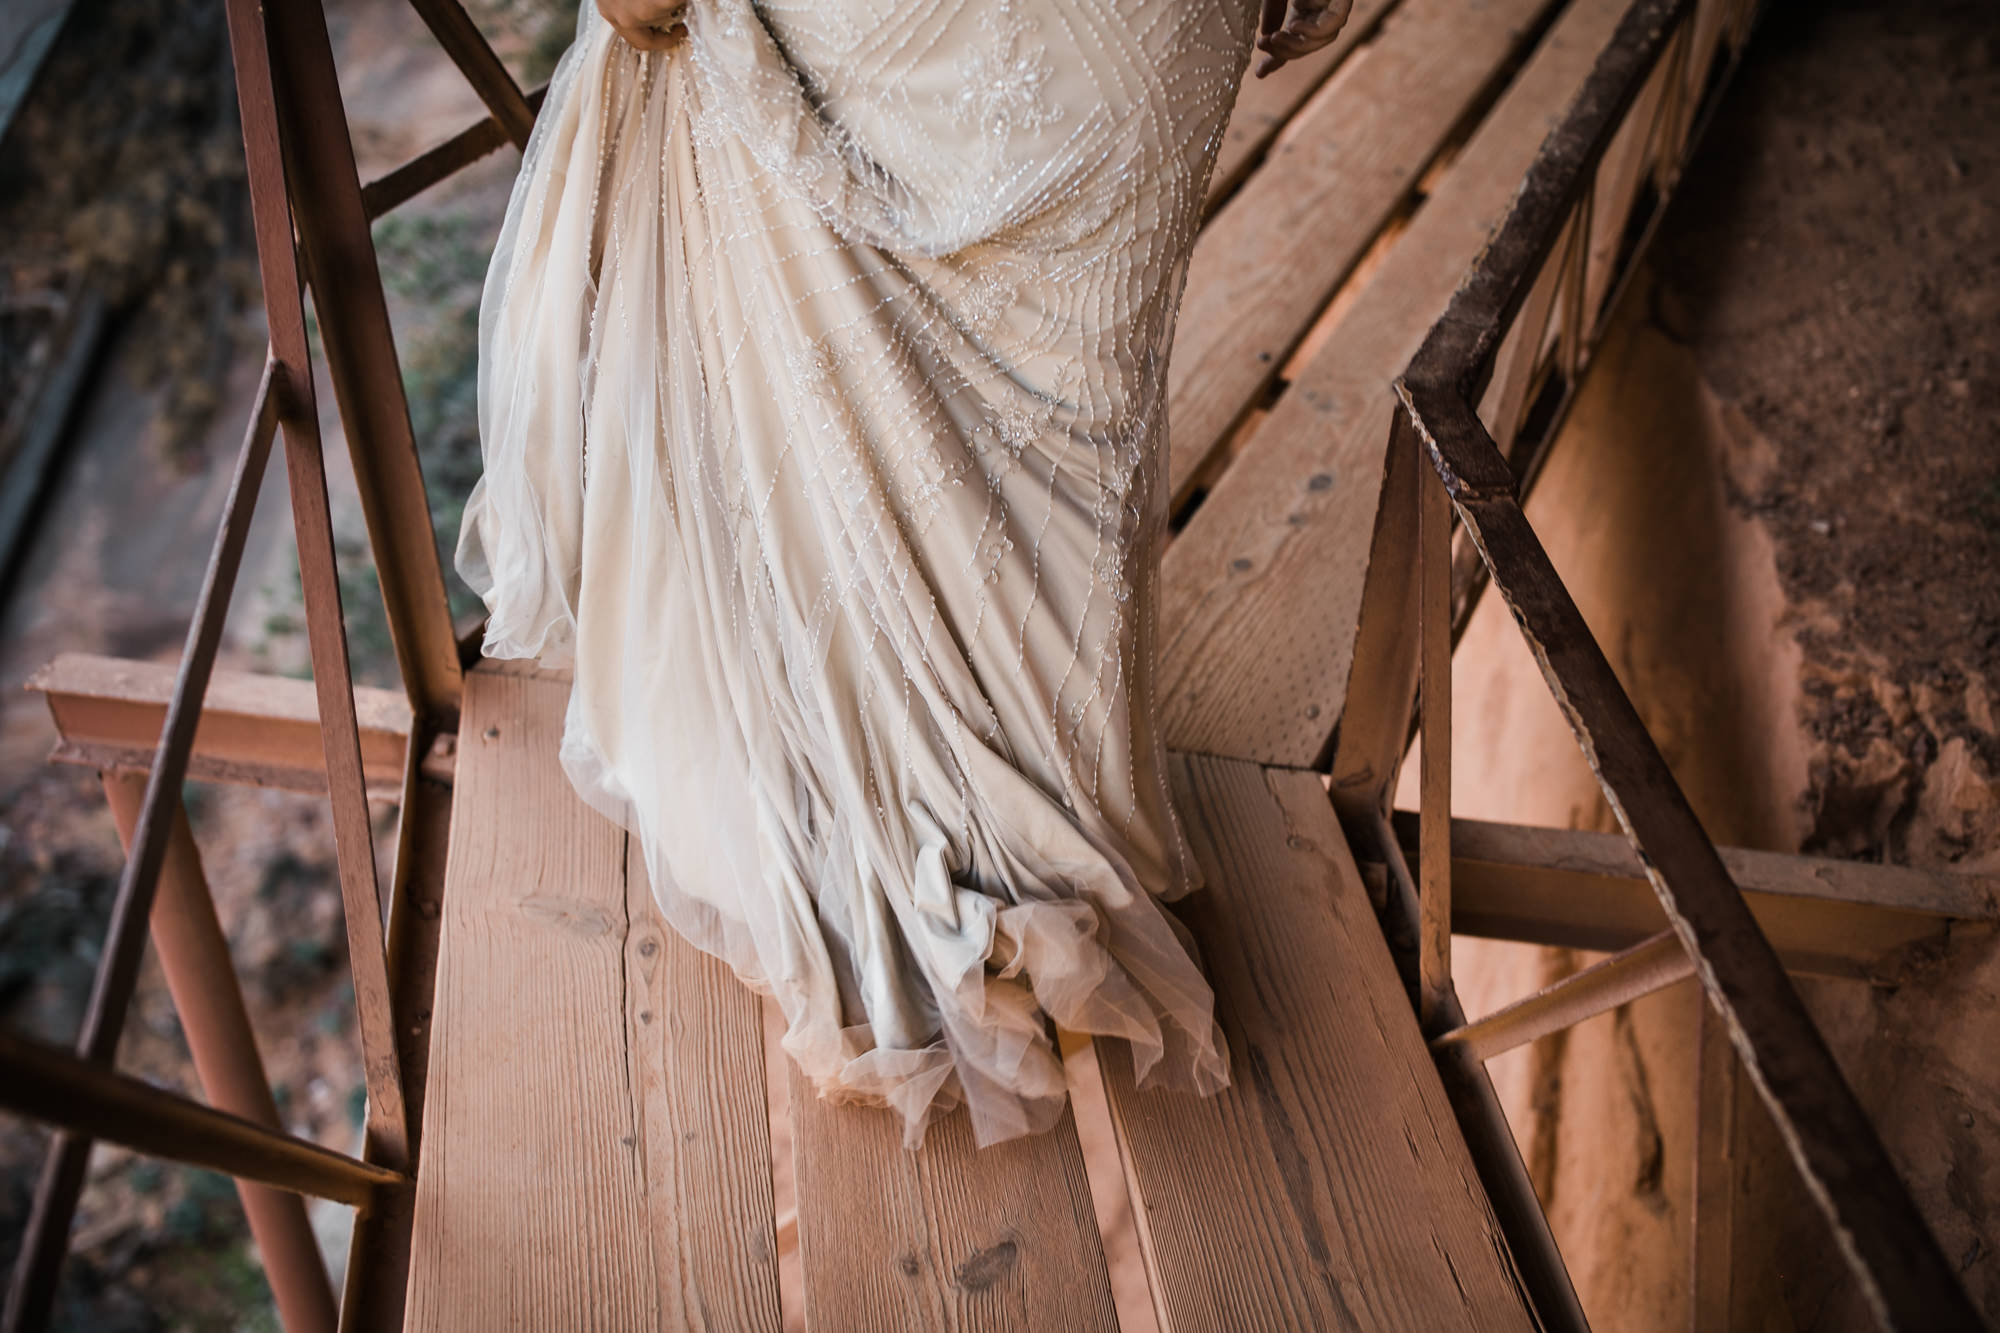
[1437,3,2000,1325]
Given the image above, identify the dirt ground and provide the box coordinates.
[1650,0,2000,870]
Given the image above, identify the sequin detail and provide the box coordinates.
[457,0,1257,1148]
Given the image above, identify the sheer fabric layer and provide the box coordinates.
[458,0,1257,1147]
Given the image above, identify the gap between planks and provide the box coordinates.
[1094,754,1538,1332]
[1160,0,1643,768]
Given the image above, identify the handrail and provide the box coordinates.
[0,1031,406,1209]
[406,0,538,149]
[0,0,515,1327]
[362,84,550,221]
[1402,366,1982,1333]
[0,357,289,1331]
[1341,0,1985,1326]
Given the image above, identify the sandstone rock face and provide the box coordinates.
[1442,3,1999,1323]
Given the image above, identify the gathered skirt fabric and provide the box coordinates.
[457,0,1257,1147]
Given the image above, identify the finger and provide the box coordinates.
[1257,24,1322,64]
[1258,0,1287,43]
[611,17,678,50]
[1258,0,1352,65]
[1253,49,1288,78]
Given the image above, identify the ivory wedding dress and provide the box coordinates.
[457,0,1258,1147]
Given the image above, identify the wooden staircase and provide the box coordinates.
[406,664,1537,1329]
[13,0,1992,1329]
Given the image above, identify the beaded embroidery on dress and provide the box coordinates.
[457,0,1258,1147]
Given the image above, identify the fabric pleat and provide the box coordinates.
[458,0,1257,1147]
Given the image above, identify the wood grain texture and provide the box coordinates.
[1475,217,1568,454]
[28,651,413,798]
[1579,32,1674,327]
[1399,812,1999,978]
[1098,755,1535,1332]
[1168,0,1555,506]
[1202,0,1400,214]
[1691,995,1738,1330]
[406,667,658,1330]
[789,1076,1117,1332]
[1160,0,1635,767]
[1416,443,1454,1029]
[626,844,786,1331]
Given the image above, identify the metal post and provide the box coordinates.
[2,364,285,1333]
[263,0,465,728]
[225,0,410,1171]
[1417,433,1454,1031]
[0,1033,403,1210]
[100,773,339,1333]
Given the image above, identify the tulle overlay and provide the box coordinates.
[457,0,1256,1146]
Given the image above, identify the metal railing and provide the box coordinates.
[2,1,1985,1330]
[1330,0,1985,1328]
[0,0,536,1326]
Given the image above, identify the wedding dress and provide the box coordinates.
[456,0,1260,1147]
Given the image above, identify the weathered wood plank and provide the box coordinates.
[626,845,786,1331]
[405,667,658,1330]
[789,1076,1117,1332]
[26,651,414,797]
[1476,213,1569,453]
[1691,994,1739,1329]
[1579,27,1675,326]
[1168,0,1557,505]
[1387,812,2000,978]
[1098,755,1536,1332]
[1202,0,1400,214]
[1160,0,1635,766]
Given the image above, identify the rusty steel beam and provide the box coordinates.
[1417,432,1454,1030]
[1333,0,1977,1318]
[1,359,285,1333]
[264,0,465,728]
[338,721,455,1333]
[0,1030,405,1210]
[361,84,548,220]
[1398,377,1981,1331]
[101,773,339,1333]
[231,0,411,1175]
[1406,0,1697,404]
[405,0,536,149]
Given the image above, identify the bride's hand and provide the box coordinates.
[598,0,690,52]
[1253,0,1353,78]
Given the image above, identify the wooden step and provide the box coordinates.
[1161,0,1635,767]
[394,3,1646,1321]
[406,667,1539,1330]
[1097,756,1537,1331]
[405,663,1120,1330]
[1167,0,1558,505]
[405,664,784,1329]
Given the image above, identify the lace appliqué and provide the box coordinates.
[973,394,1054,480]
[949,1,1065,143]
[958,261,1027,341]
[783,331,848,394]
